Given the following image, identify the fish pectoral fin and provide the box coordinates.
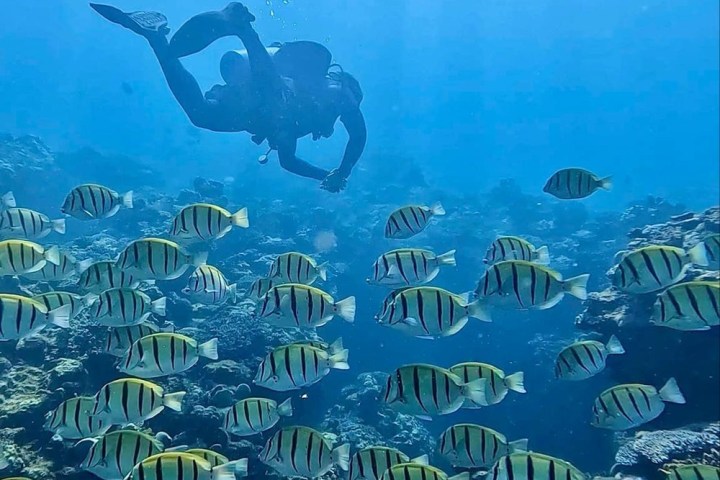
[81,208,97,219]
[277,294,292,314]
[402,317,419,327]
[416,335,435,340]
[416,415,433,421]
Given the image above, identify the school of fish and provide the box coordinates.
[0,168,718,480]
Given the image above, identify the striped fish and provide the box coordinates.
[183,449,230,468]
[349,447,427,480]
[104,322,175,357]
[591,378,686,430]
[702,234,720,264]
[268,252,328,285]
[223,397,293,436]
[449,362,526,408]
[245,277,274,301]
[383,364,486,419]
[260,426,350,478]
[23,250,89,282]
[118,333,218,379]
[44,396,110,441]
[1,191,16,209]
[290,337,344,355]
[663,465,720,480]
[257,283,356,328]
[77,260,147,293]
[88,287,166,327]
[651,281,720,331]
[33,291,98,319]
[484,236,550,265]
[0,208,65,239]
[61,184,133,220]
[555,336,625,381]
[170,203,249,241]
[368,249,456,287]
[380,463,468,480]
[489,452,585,480]
[0,240,60,276]
[116,237,208,281]
[385,203,446,239]
[0,294,71,340]
[124,452,247,480]
[253,343,349,391]
[438,424,528,469]
[379,287,489,339]
[90,378,186,426]
[543,168,612,199]
[475,260,589,311]
[79,430,169,480]
[612,244,709,294]
[183,265,236,305]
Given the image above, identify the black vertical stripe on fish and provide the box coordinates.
[511,263,524,307]
[530,265,537,305]
[151,336,163,372]
[14,300,22,335]
[285,348,296,386]
[411,366,428,413]
[549,459,556,480]
[609,389,633,422]
[569,347,592,374]
[394,252,410,284]
[430,368,439,410]
[416,290,429,334]
[300,347,308,382]
[582,344,600,369]
[666,290,684,317]
[624,259,641,287]
[659,249,674,278]
[505,455,514,480]
[305,430,314,474]
[121,381,130,421]
[686,287,709,324]
[640,250,663,285]
[638,388,652,411]
[706,285,719,316]
[626,390,645,419]
[138,382,145,422]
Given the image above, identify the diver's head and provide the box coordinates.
[220,50,251,87]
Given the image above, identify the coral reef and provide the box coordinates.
[613,422,720,477]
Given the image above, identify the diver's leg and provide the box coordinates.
[147,36,220,129]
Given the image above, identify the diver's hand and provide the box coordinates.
[321,169,347,193]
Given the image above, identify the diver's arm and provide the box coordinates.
[276,135,330,181]
[337,107,367,178]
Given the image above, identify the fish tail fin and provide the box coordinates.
[448,473,470,480]
[563,274,590,300]
[332,443,351,471]
[1,191,16,208]
[328,337,344,355]
[162,391,186,411]
[335,296,356,323]
[52,218,66,234]
[504,371,526,393]
[192,251,209,267]
[227,283,238,304]
[316,262,329,281]
[212,459,247,480]
[76,259,94,274]
[605,335,625,355]
[687,243,709,267]
[151,297,167,317]
[659,377,686,404]
[467,300,491,322]
[82,293,99,307]
[598,176,613,191]
[410,454,429,465]
[508,438,529,453]
[121,191,134,209]
[48,305,72,329]
[430,202,446,216]
[436,249,457,267]
[231,207,249,228]
[44,245,61,266]
[277,397,293,417]
[461,378,488,406]
[329,349,350,370]
[534,246,551,265]
[0,454,9,470]
[198,338,219,360]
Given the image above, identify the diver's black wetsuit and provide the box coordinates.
[91,2,366,192]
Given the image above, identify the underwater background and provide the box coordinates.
[0,1,719,480]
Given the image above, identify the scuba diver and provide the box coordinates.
[90,2,366,193]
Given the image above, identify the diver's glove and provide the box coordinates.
[320,169,347,193]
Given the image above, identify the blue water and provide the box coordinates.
[0,1,718,478]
